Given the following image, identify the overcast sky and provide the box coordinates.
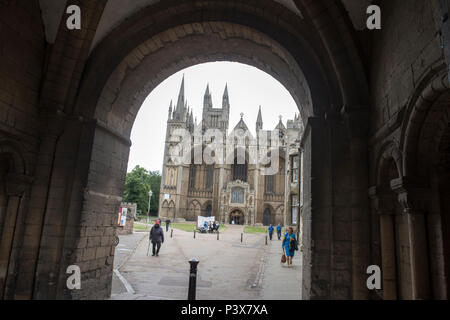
[128,62,299,173]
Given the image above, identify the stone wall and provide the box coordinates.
[368,0,448,300]
[0,0,45,300]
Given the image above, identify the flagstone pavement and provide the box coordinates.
[110,224,302,300]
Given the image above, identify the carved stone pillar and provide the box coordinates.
[391,177,431,300]
[369,186,398,300]
[0,174,32,299]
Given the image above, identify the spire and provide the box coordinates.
[203,83,212,110]
[256,105,263,131]
[175,75,185,119]
[222,83,230,110]
[168,100,173,119]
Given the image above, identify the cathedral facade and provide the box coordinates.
[158,77,304,226]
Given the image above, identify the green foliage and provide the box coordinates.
[123,166,161,215]
[244,226,267,234]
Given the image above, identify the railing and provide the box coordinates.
[263,193,284,202]
[188,189,213,197]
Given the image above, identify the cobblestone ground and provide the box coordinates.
[110,224,302,300]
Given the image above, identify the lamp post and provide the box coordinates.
[147,189,153,228]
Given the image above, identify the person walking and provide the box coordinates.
[282,227,297,267]
[149,221,164,256]
[268,224,274,241]
[276,224,282,240]
[165,219,171,232]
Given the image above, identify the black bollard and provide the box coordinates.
[171,229,173,238]
[265,235,268,245]
[194,229,196,239]
[188,258,199,300]
[241,233,243,243]
[217,231,219,240]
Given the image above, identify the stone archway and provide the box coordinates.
[187,200,201,221]
[398,68,450,299]
[2,0,372,300]
[262,205,276,226]
[229,209,245,225]
[69,7,368,300]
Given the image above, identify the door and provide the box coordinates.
[230,210,244,225]
[263,208,271,226]
[205,204,212,217]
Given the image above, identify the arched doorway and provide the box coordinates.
[230,210,244,225]
[0,143,30,299]
[263,207,271,226]
[205,204,212,217]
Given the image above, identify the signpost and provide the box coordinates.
[147,189,153,228]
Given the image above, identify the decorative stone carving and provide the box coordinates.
[390,177,431,213]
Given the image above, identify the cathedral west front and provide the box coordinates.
[158,77,304,226]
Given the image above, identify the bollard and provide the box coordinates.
[265,235,268,245]
[241,233,243,243]
[188,258,199,300]
[194,229,196,239]
[171,229,173,238]
[217,231,220,240]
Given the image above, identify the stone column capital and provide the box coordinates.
[5,173,33,196]
[390,177,430,213]
[368,185,396,215]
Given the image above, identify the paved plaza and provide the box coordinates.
[111,224,302,300]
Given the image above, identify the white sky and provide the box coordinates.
[128,62,299,173]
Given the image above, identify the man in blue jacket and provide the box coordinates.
[276,224,282,240]
[268,224,274,241]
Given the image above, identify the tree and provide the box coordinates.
[122,166,161,215]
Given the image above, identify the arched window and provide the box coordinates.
[189,165,196,189]
[205,204,212,217]
[263,207,271,226]
[206,165,214,190]
[232,158,247,182]
[265,174,274,193]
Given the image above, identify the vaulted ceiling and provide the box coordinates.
[39,0,372,49]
